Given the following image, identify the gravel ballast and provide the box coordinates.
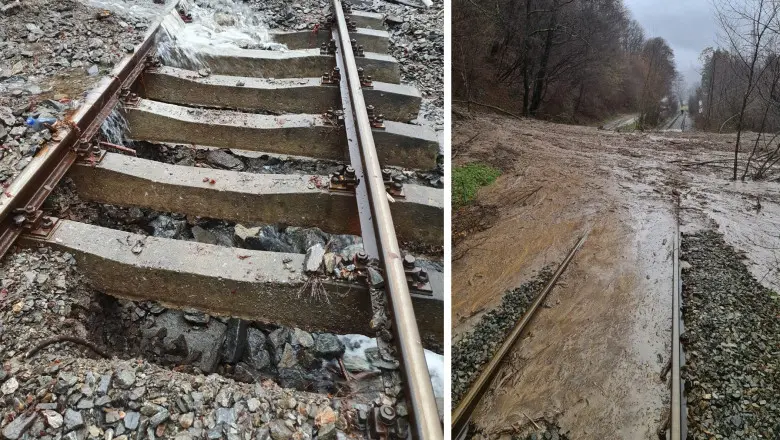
[681,231,780,439]
[451,268,553,405]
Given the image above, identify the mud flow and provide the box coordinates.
[452,112,780,439]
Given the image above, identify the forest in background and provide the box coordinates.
[452,0,679,126]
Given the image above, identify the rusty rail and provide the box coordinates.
[452,233,588,438]
[670,219,687,439]
[330,1,442,438]
[0,2,180,259]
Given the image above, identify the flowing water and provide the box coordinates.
[339,334,445,399]
[156,0,285,69]
[93,0,285,144]
[100,109,130,146]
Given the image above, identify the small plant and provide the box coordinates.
[452,163,501,208]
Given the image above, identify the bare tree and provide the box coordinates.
[452,0,681,126]
[715,0,780,180]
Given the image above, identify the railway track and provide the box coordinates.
[451,234,587,438]
[668,209,686,440]
[451,221,688,438]
[0,1,443,438]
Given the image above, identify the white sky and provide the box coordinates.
[624,0,720,89]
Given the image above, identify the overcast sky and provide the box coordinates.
[624,0,719,89]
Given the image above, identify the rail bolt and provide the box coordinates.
[356,251,368,264]
[345,165,355,177]
[416,269,429,283]
[402,254,416,269]
[378,405,396,425]
[381,168,392,180]
[357,410,368,430]
[41,217,54,229]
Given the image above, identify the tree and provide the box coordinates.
[714,0,780,180]
[452,0,672,125]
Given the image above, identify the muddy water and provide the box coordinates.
[453,115,687,438]
[679,174,780,292]
[454,115,780,437]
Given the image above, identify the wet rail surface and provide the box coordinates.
[668,205,686,440]
[451,234,588,439]
[0,1,443,438]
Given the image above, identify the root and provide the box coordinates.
[297,275,330,304]
[26,335,111,359]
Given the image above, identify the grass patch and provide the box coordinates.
[616,119,638,132]
[452,163,501,208]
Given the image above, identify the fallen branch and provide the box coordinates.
[26,336,111,359]
[522,411,542,430]
[452,99,523,120]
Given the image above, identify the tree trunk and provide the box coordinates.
[529,0,558,116]
[573,82,585,122]
[706,55,716,130]
[521,0,533,116]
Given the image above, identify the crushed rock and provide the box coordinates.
[0,246,369,439]
[681,231,780,439]
[451,268,553,405]
[0,0,146,187]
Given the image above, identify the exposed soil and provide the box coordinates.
[452,109,780,439]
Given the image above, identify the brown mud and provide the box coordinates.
[452,112,780,439]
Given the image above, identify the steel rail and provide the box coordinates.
[330,2,442,438]
[0,2,180,259]
[452,233,588,438]
[331,18,379,259]
[670,219,686,439]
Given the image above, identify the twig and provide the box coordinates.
[26,336,110,359]
[452,99,523,120]
[660,357,672,380]
[338,358,353,381]
[522,411,542,430]
[296,275,330,304]
[453,132,482,149]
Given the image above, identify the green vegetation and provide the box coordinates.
[616,120,639,133]
[452,163,501,208]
